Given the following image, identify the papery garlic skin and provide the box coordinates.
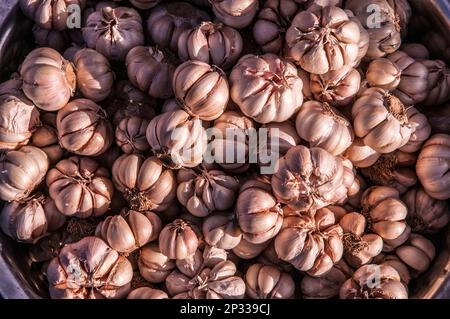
[351,87,412,154]
[344,138,381,168]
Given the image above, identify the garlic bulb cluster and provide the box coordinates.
[3,0,450,301]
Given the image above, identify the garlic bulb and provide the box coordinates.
[146,2,209,52]
[360,186,410,251]
[115,116,150,154]
[295,101,354,156]
[112,154,177,212]
[352,87,413,153]
[0,194,65,244]
[245,264,295,299]
[422,59,450,106]
[20,47,76,111]
[20,0,87,31]
[285,5,360,74]
[230,54,303,124]
[72,48,114,102]
[0,93,40,151]
[173,60,229,121]
[387,51,429,105]
[236,178,283,244]
[146,110,207,169]
[177,168,240,217]
[416,134,450,200]
[340,264,408,299]
[211,0,259,29]
[310,66,361,107]
[159,219,199,260]
[178,21,243,69]
[275,207,344,276]
[47,236,133,299]
[403,187,449,234]
[0,146,49,202]
[166,259,245,298]
[271,145,353,212]
[46,156,114,218]
[126,46,176,99]
[253,0,299,53]
[395,234,435,277]
[83,6,144,61]
[56,99,113,156]
[96,209,162,253]
[138,243,176,283]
